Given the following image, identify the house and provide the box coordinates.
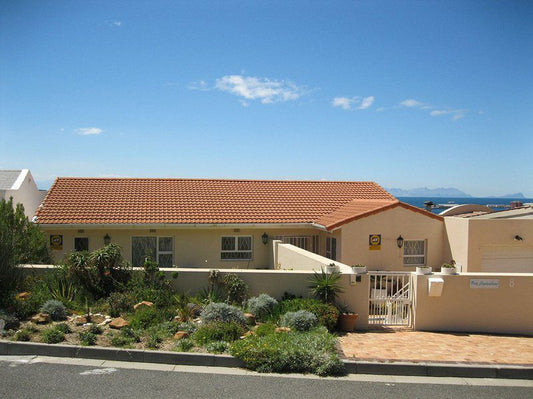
[0,169,46,218]
[445,204,533,272]
[34,177,447,270]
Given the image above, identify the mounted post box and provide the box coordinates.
[428,277,444,297]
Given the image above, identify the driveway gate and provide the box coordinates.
[368,272,413,327]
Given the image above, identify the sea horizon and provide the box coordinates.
[398,196,533,214]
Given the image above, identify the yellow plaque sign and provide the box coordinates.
[50,235,63,250]
[369,234,381,250]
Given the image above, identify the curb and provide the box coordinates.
[1,341,532,380]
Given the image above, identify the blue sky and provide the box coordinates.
[1,0,532,197]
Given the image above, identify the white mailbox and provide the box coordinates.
[428,277,444,297]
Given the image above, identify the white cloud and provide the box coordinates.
[112,21,122,27]
[400,99,429,109]
[332,97,356,110]
[429,110,449,116]
[188,80,209,91]
[430,109,467,120]
[358,96,375,110]
[214,75,303,104]
[332,95,375,111]
[75,127,103,136]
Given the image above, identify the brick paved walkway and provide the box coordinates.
[338,328,533,366]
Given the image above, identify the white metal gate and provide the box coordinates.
[368,272,413,327]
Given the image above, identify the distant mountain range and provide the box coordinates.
[388,187,526,198]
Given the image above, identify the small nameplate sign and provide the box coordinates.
[470,279,499,289]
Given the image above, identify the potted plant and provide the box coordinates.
[440,261,457,275]
[416,266,432,275]
[352,264,367,274]
[325,263,340,274]
[338,311,359,332]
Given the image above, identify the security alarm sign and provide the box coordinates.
[369,234,381,250]
[50,235,63,250]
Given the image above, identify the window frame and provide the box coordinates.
[131,236,174,267]
[326,236,337,261]
[402,239,426,266]
[220,235,253,261]
[74,237,89,252]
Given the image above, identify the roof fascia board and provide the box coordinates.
[38,222,326,230]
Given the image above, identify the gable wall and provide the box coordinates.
[339,206,447,271]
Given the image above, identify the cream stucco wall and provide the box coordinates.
[444,217,533,272]
[413,273,533,335]
[275,241,353,273]
[41,227,325,269]
[4,170,44,218]
[339,206,447,271]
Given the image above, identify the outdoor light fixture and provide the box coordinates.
[262,232,269,245]
[514,235,523,241]
[397,235,404,248]
[104,234,111,245]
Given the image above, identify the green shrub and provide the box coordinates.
[255,322,277,337]
[308,269,343,304]
[175,338,194,352]
[85,324,102,335]
[79,331,97,346]
[206,341,229,354]
[177,321,198,334]
[157,321,181,336]
[128,306,172,330]
[201,302,247,326]
[275,298,339,331]
[230,327,345,376]
[0,310,20,330]
[223,274,248,305]
[41,327,65,344]
[107,291,134,317]
[110,335,134,348]
[13,328,32,341]
[40,300,67,321]
[246,294,278,322]
[281,310,318,332]
[54,323,72,334]
[121,326,141,342]
[127,272,175,308]
[146,330,163,349]
[193,322,244,345]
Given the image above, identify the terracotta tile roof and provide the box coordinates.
[35,178,401,228]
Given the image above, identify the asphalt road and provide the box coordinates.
[0,357,531,399]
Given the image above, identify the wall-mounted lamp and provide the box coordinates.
[397,235,404,248]
[104,234,111,245]
[514,235,523,242]
[262,232,269,245]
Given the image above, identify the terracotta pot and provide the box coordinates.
[338,313,358,332]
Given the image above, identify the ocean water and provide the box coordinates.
[398,197,533,214]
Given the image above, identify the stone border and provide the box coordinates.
[1,341,532,380]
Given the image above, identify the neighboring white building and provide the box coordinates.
[0,169,46,218]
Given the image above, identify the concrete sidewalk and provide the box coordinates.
[339,328,533,366]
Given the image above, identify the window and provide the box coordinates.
[132,236,174,267]
[326,237,337,261]
[221,236,252,260]
[275,235,319,254]
[403,240,426,266]
[74,237,89,252]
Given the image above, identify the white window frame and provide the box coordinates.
[131,236,174,267]
[220,235,253,261]
[403,239,426,266]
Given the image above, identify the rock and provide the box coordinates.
[274,327,291,333]
[31,313,51,324]
[244,313,256,325]
[98,318,112,327]
[173,331,189,340]
[173,315,182,323]
[133,301,154,311]
[89,314,106,324]
[15,292,31,300]
[73,315,88,326]
[243,330,255,337]
[109,317,130,329]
